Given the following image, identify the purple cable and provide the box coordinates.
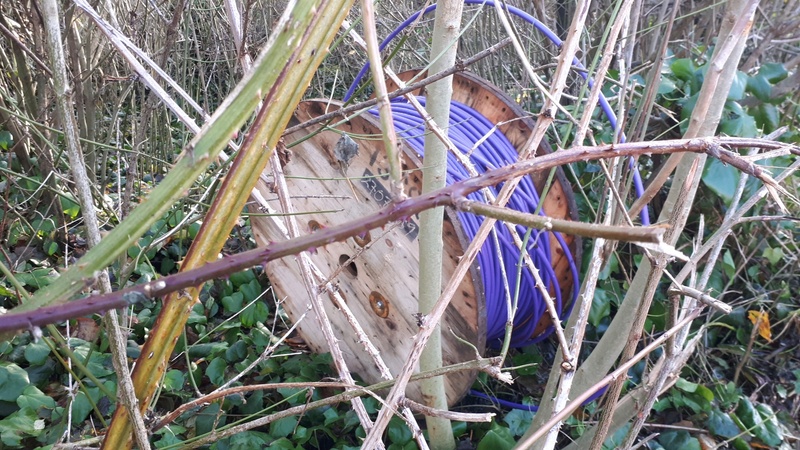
[371,97,579,348]
[468,389,538,412]
[468,384,607,412]
[344,0,650,225]
[351,1,646,410]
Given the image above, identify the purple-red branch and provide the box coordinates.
[0,137,792,333]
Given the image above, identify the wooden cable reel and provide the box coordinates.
[249,71,579,406]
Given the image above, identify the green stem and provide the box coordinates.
[457,200,666,243]
[416,1,464,449]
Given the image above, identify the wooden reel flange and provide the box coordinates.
[249,71,579,406]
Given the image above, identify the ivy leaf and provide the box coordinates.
[322,407,339,426]
[387,416,412,444]
[477,426,515,450]
[658,77,677,95]
[720,109,758,138]
[0,130,13,150]
[504,409,535,437]
[71,387,102,425]
[758,62,788,83]
[277,379,307,406]
[15,268,59,289]
[225,340,247,362]
[45,240,59,256]
[222,292,244,314]
[728,71,747,100]
[752,104,779,132]
[270,416,298,439]
[206,357,227,386]
[188,303,209,326]
[0,408,41,446]
[598,253,618,281]
[241,301,269,327]
[653,397,672,413]
[658,431,701,450]
[229,270,255,287]
[735,397,783,446]
[240,279,262,302]
[167,209,185,228]
[590,289,611,327]
[722,250,736,280]
[163,370,186,392]
[453,420,468,438]
[511,352,540,376]
[685,393,711,414]
[238,391,264,416]
[212,431,271,450]
[746,74,772,102]
[676,378,714,413]
[603,423,632,449]
[702,158,739,204]
[194,402,225,436]
[15,385,55,421]
[754,403,782,447]
[679,93,699,127]
[671,58,696,82]
[731,437,751,450]
[24,339,52,365]
[676,377,699,393]
[265,438,297,449]
[707,408,740,438]
[61,196,81,219]
[85,352,115,378]
[292,425,311,446]
[154,427,186,448]
[762,247,783,266]
[0,363,30,402]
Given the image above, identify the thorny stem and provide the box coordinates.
[0,137,789,331]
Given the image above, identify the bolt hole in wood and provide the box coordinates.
[369,291,389,318]
[308,219,322,232]
[339,254,358,277]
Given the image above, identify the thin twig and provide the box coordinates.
[155,380,355,431]
[457,200,666,242]
[628,0,761,217]
[282,38,513,137]
[667,285,732,314]
[177,358,502,449]
[516,308,704,449]
[400,398,495,422]
[41,0,150,447]
[0,21,53,76]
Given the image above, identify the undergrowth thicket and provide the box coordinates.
[0,1,798,449]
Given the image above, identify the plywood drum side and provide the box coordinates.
[249,101,485,406]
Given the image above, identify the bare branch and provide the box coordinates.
[1,137,790,331]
